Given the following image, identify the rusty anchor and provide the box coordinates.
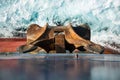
[18,23,104,54]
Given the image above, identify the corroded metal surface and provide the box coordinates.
[18,23,104,54]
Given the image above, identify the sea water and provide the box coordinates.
[0,0,120,52]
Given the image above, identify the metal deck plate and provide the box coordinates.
[0,54,120,80]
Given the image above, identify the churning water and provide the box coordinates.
[0,0,120,51]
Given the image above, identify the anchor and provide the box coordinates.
[18,23,104,54]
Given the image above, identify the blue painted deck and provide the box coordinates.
[0,54,120,80]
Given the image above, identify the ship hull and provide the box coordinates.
[0,38,119,54]
[0,38,26,52]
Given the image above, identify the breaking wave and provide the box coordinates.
[0,0,120,52]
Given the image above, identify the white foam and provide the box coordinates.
[0,0,120,49]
